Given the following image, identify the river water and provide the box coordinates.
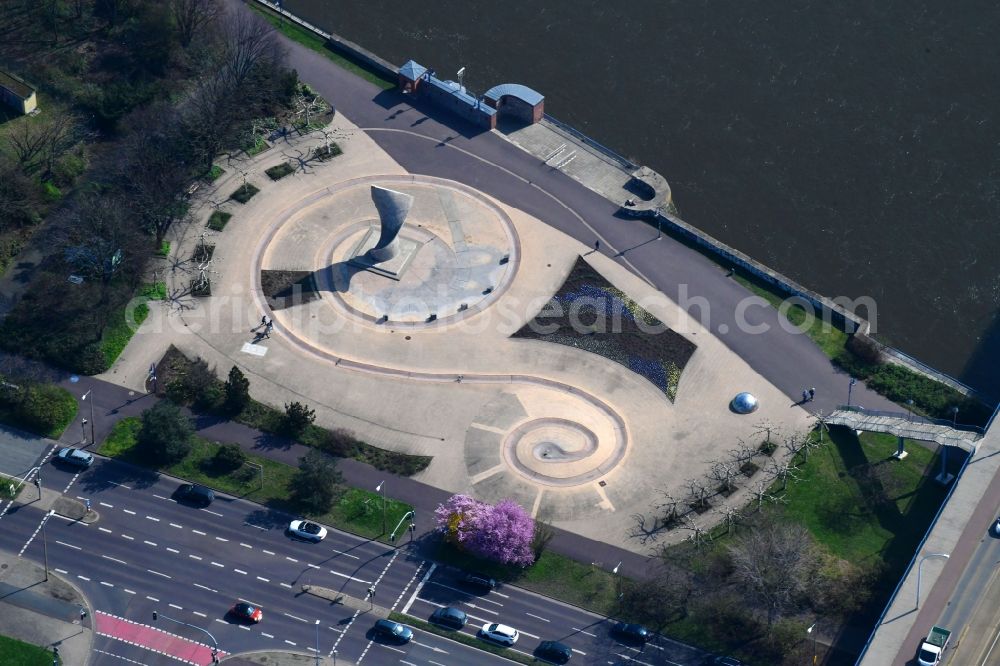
[283,0,1000,399]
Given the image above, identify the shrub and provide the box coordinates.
[265,162,294,180]
[316,427,360,458]
[205,165,224,181]
[284,401,315,436]
[42,180,62,201]
[138,400,194,464]
[290,449,342,513]
[224,366,250,414]
[230,183,260,204]
[207,211,232,231]
[846,334,883,367]
[156,241,170,257]
[13,384,78,437]
[212,443,246,473]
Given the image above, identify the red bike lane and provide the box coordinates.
[95,611,228,664]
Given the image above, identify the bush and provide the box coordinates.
[13,384,78,438]
[284,401,315,436]
[845,334,883,367]
[316,427,360,458]
[290,449,342,513]
[156,241,170,257]
[224,366,250,414]
[165,356,220,408]
[138,400,194,464]
[207,211,232,231]
[212,443,246,473]
[205,165,224,181]
[265,162,294,180]
[230,183,260,204]
[42,180,62,201]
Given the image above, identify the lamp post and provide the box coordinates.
[375,481,386,535]
[314,619,320,666]
[153,610,220,663]
[915,553,950,609]
[41,509,53,581]
[951,406,959,426]
[906,398,914,422]
[611,561,622,608]
[389,511,414,543]
[81,389,95,446]
[80,419,88,446]
[807,623,818,665]
[847,377,856,407]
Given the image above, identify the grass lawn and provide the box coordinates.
[249,4,395,90]
[156,241,170,257]
[207,211,233,231]
[205,165,224,181]
[732,273,849,358]
[390,612,534,664]
[0,634,56,666]
[100,418,413,542]
[265,162,295,180]
[100,281,166,367]
[230,183,260,204]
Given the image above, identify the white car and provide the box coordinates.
[287,519,327,542]
[55,447,94,468]
[480,622,519,646]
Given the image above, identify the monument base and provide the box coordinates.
[347,226,421,280]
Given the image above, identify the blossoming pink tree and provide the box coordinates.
[435,494,536,566]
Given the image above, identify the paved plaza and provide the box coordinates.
[103,111,812,553]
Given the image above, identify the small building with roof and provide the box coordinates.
[0,70,37,115]
[483,83,544,124]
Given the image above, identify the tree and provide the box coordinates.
[57,192,147,284]
[289,449,342,513]
[284,401,315,435]
[435,494,535,566]
[224,366,250,413]
[169,0,220,47]
[212,443,245,472]
[531,520,555,561]
[728,521,817,627]
[708,459,738,494]
[621,563,693,629]
[138,400,194,464]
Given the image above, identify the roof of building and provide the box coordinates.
[0,70,35,100]
[483,83,544,107]
[398,60,428,81]
[426,77,496,116]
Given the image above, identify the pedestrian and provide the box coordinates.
[264,319,273,338]
[594,239,601,252]
[809,387,816,401]
[802,390,809,403]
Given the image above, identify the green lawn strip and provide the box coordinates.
[206,165,224,181]
[731,273,849,358]
[244,138,270,157]
[265,162,294,180]
[100,301,149,367]
[388,613,532,665]
[139,282,167,300]
[230,183,260,204]
[249,4,395,90]
[0,633,56,666]
[99,419,412,542]
[207,211,232,231]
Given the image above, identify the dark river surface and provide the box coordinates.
[284,0,1000,399]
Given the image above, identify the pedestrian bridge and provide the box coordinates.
[825,407,982,453]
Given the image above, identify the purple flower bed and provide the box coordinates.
[513,257,696,401]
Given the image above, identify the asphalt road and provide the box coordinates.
[1,452,715,665]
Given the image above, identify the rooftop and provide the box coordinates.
[0,70,34,100]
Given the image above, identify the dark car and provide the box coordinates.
[461,572,497,593]
[173,483,215,507]
[612,622,650,644]
[536,640,572,664]
[373,618,413,643]
[430,606,467,630]
[230,602,262,624]
[55,447,94,469]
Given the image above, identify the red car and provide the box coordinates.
[231,602,263,623]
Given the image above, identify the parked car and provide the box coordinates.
[230,602,262,624]
[479,622,519,646]
[55,447,93,469]
[173,483,215,507]
[611,622,650,644]
[536,640,572,664]
[287,519,327,543]
[461,572,497,593]
[992,516,1000,536]
[429,606,467,630]
[373,619,413,643]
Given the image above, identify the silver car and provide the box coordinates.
[55,447,94,468]
[287,519,327,542]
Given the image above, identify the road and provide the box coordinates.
[1,450,713,665]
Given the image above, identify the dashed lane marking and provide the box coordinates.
[402,563,436,615]
[189,554,202,561]
[153,494,168,500]
[55,569,68,574]
[123,509,136,515]
[56,540,81,550]
[146,596,159,602]
[169,604,182,610]
[210,562,225,568]
[193,583,217,593]
[279,583,292,589]
[121,535,134,541]
[284,640,296,646]
[100,581,114,587]
[283,612,308,623]
[261,632,274,639]
[240,543,252,549]
[166,547,179,554]
[193,612,206,618]
[102,555,127,565]
[192,530,206,536]
[145,516,160,522]
[143,540,157,547]
[77,575,90,581]
[147,569,171,579]
[100,502,113,508]
[99,527,112,534]
[262,549,275,555]
[201,509,223,517]
[93,648,146,665]
[573,627,596,637]
[525,612,550,622]
[285,556,298,563]
[234,569,247,575]
[169,523,183,529]
[124,589,135,595]
[256,576,270,583]
[215,537,228,542]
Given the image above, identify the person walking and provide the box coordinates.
[263,318,273,338]
[809,387,816,402]
[802,390,809,403]
[594,239,601,252]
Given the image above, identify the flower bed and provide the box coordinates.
[513,257,696,401]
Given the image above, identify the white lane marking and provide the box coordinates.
[146,569,171,579]
[238,625,250,631]
[234,569,247,575]
[261,632,274,639]
[124,589,135,595]
[193,611,206,617]
[108,482,130,489]
[244,522,268,531]
[215,619,226,625]
[192,530,206,536]
[572,648,587,655]
[146,596,159,602]
[332,549,360,560]
[145,516,160,522]
[427,581,504,607]
[615,655,656,666]
[464,603,497,616]
[377,644,405,654]
[153,494,168,500]
[169,604,182,610]
[307,563,320,569]
[327,570,372,584]
[284,640,296,646]
[55,540,81,550]
[121,535,134,541]
[189,554,202,561]
[143,540,157,546]
[100,581,114,588]
[492,590,510,598]
[285,557,298,563]
[55,569,68,574]
[280,583,292,589]
[525,612,550,622]
[166,547,179,554]
[77,575,91,581]
[123,509,136,515]
[256,576,270,583]
[215,537,228,542]
[99,502,113,508]
[169,523,183,529]
[283,612,308,623]
[98,527,112,534]
[193,583,217,593]
[210,562,225,568]
[240,543,252,549]
[262,549,275,555]
[201,509,223,517]
[102,555,127,565]
[573,627,596,637]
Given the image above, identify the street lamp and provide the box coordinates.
[847,377,857,407]
[915,553,950,609]
[81,389,95,446]
[80,419,88,445]
[41,509,53,581]
[611,561,622,607]
[375,481,386,535]
[906,399,914,422]
[951,406,959,426]
[153,610,220,663]
[314,619,320,666]
[807,623,818,665]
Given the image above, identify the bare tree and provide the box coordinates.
[8,120,49,173]
[656,490,682,528]
[293,87,326,130]
[766,458,801,493]
[729,438,758,474]
[783,430,809,462]
[714,502,742,536]
[708,459,739,494]
[681,515,711,549]
[753,419,780,449]
[684,477,710,512]
[219,10,284,90]
[728,521,817,626]
[621,563,693,629]
[8,113,82,177]
[749,477,773,511]
[169,0,221,47]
